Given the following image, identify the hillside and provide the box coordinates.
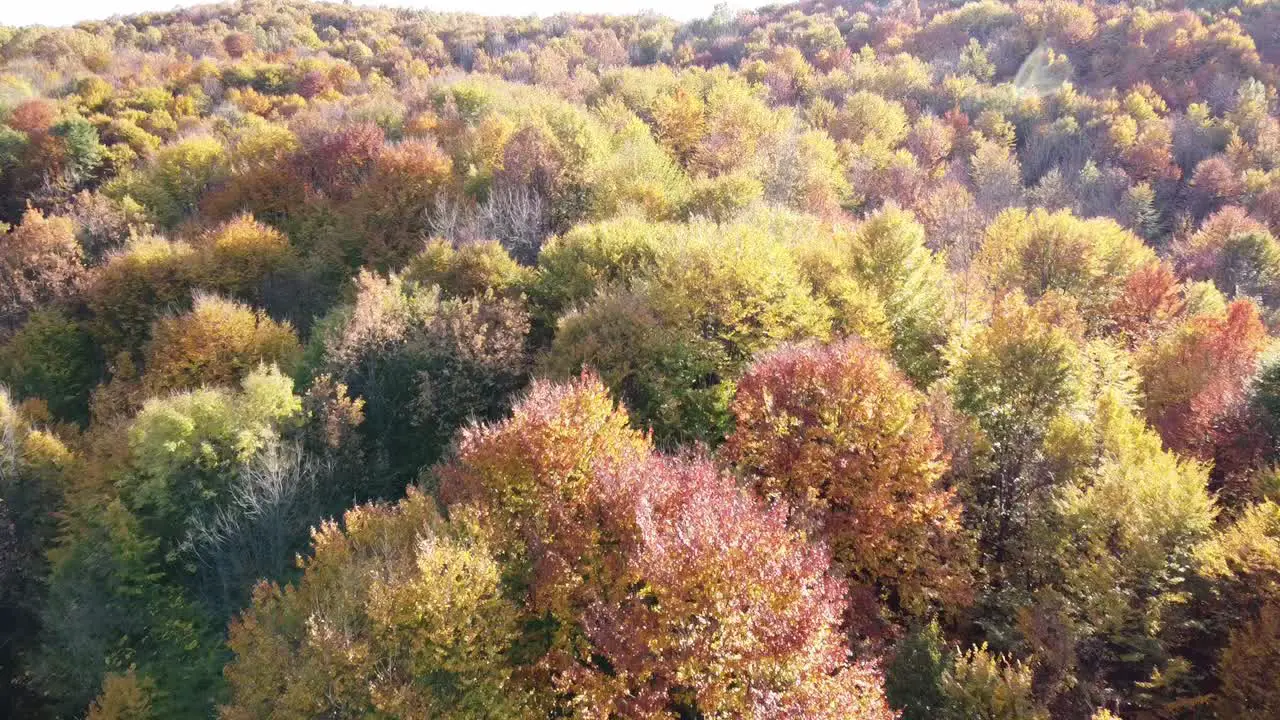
[3,1,1280,718]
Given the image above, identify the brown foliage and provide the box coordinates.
[1109,261,1186,344]
[439,374,896,719]
[0,210,84,336]
[724,339,974,623]
[140,294,300,395]
[222,33,253,59]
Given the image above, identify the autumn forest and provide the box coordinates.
[2,0,1280,717]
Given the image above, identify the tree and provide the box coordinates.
[685,170,763,221]
[1138,299,1267,460]
[651,86,705,167]
[438,374,895,719]
[1193,500,1280,687]
[304,271,529,495]
[545,216,831,446]
[122,136,228,229]
[0,310,100,423]
[1108,261,1186,345]
[723,339,974,620]
[290,122,384,202]
[86,671,156,720]
[52,114,105,189]
[1037,391,1217,709]
[404,239,530,300]
[970,138,1023,216]
[977,208,1156,325]
[831,91,910,149]
[66,190,152,265]
[123,365,303,556]
[0,209,84,336]
[525,216,672,337]
[223,32,253,59]
[587,101,692,221]
[845,206,954,383]
[643,218,831,366]
[1188,156,1244,218]
[692,74,779,178]
[85,235,197,355]
[946,293,1085,588]
[1196,500,1280,611]
[34,498,225,719]
[544,290,731,447]
[184,438,342,618]
[1214,600,1280,717]
[762,128,849,217]
[0,389,73,713]
[886,621,953,720]
[195,214,293,304]
[1120,182,1160,240]
[221,488,539,720]
[907,114,956,171]
[1174,207,1280,305]
[353,137,454,271]
[140,293,301,397]
[941,644,1047,720]
[107,364,354,632]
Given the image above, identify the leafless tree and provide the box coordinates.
[478,185,549,262]
[429,185,549,263]
[185,439,335,614]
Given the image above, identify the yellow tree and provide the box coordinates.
[141,294,300,396]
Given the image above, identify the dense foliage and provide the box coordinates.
[3,0,1280,717]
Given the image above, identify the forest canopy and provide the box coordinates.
[3,0,1280,717]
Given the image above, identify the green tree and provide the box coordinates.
[545,216,831,445]
[886,621,954,720]
[0,310,100,423]
[304,271,529,495]
[0,391,73,713]
[946,293,1085,596]
[34,499,225,719]
[118,136,228,229]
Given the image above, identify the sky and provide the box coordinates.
[5,0,754,27]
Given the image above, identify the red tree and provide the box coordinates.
[1108,261,1186,344]
[440,374,894,719]
[723,339,973,623]
[1139,299,1268,460]
[291,122,384,201]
